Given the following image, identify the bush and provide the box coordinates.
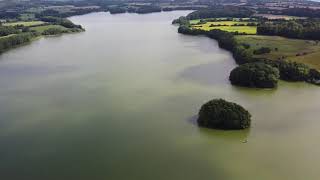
[241,43,251,49]
[253,47,271,55]
[198,99,251,130]
[308,68,320,85]
[229,62,280,88]
[42,28,64,35]
[172,16,189,26]
[178,25,205,35]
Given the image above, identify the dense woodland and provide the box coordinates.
[186,6,254,20]
[257,20,320,40]
[229,62,280,88]
[281,8,320,18]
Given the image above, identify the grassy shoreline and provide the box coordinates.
[236,35,320,70]
[0,27,84,55]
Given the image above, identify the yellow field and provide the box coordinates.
[236,35,320,69]
[190,19,257,34]
[191,21,257,34]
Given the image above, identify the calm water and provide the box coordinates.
[0,11,320,180]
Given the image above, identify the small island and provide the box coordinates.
[198,99,251,130]
[229,62,280,88]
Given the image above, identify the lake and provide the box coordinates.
[0,11,320,180]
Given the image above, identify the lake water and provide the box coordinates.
[1,11,320,180]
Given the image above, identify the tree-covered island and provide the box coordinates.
[198,99,251,130]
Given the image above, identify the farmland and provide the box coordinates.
[190,19,257,34]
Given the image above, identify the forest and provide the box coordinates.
[186,6,254,20]
[257,19,320,40]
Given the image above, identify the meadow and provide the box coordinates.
[30,25,68,33]
[0,34,15,39]
[3,21,45,27]
[236,35,320,69]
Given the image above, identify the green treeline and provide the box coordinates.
[281,8,320,18]
[35,8,101,18]
[135,6,161,14]
[42,27,83,35]
[108,6,162,14]
[257,59,320,84]
[0,32,36,53]
[38,17,83,29]
[257,20,320,40]
[0,26,20,37]
[186,6,254,20]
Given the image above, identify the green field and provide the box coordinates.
[30,25,68,33]
[0,34,16,39]
[236,35,320,69]
[191,20,257,34]
[19,13,36,21]
[4,21,45,27]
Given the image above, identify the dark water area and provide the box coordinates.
[0,11,320,180]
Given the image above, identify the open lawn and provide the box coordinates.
[236,35,320,69]
[4,21,45,27]
[30,25,68,33]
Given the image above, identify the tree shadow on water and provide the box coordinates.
[186,115,251,143]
